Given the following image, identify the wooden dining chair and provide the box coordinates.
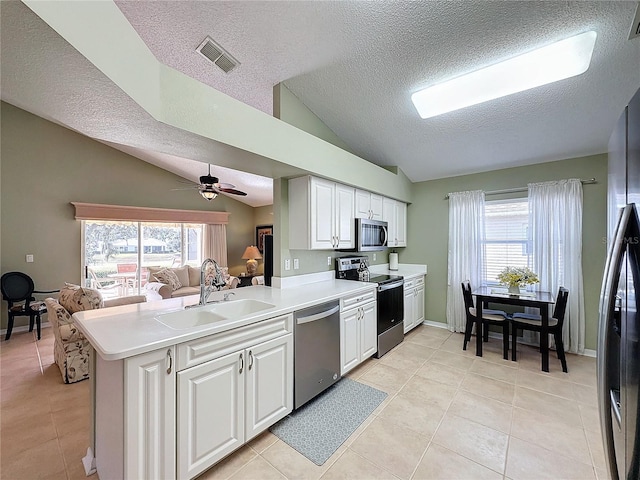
[461,282,510,359]
[511,287,569,372]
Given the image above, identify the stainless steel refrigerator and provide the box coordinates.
[598,87,640,480]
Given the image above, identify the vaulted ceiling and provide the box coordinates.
[2,1,639,207]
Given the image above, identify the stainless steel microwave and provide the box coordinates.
[356,218,388,251]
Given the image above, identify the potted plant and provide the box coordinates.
[497,266,540,295]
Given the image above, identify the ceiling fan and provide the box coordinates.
[174,164,247,201]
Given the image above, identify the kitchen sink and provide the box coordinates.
[155,299,275,330]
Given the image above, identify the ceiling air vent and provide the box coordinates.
[630,2,640,40]
[196,36,240,74]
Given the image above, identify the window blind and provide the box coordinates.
[484,199,531,284]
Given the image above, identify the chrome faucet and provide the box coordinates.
[199,258,227,306]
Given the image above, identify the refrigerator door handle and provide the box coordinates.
[598,205,634,480]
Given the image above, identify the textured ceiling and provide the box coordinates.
[116,0,640,181]
[1,1,639,207]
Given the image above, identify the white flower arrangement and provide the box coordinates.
[496,266,540,288]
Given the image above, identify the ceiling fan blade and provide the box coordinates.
[216,187,247,196]
[213,182,236,189]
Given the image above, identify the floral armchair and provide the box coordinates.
[45,284,146,384]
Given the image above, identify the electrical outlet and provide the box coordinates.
[373,253,377,261]
[293,259,300,270]
[284,259,291,271]
[26,254,34,263]
[327,256,332,266]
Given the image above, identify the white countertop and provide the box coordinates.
[74,279,375,361]
[369,263,427,278]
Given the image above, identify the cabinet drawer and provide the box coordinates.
[403,279,414,290]
[341,289,376,311]
[176,314,293,371]
[414,276,425,287]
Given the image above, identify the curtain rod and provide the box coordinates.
[444,178,597,200]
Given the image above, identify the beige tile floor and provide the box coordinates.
[0,325,609,480]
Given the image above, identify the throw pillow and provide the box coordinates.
[187,266,200,287]
[147,266,164,283]
[172,266,190,289]
[59,284,104,313]
[154,268,182,291]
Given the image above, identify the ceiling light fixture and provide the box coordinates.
[411,30,597,119]
[199,186,218,201]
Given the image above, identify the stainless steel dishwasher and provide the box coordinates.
[294,300,341,409]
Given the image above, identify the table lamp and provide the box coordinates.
[242,245,262,275]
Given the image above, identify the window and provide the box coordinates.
[483,199,531,285]
[83,220,203,297]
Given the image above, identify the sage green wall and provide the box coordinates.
[0,102,257,330]
[254,205,274,229]
[402,154,608,351]
[273,84,355,155]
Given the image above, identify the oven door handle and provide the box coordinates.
[378,281,403,292]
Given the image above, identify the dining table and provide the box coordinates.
[472,286,556,372]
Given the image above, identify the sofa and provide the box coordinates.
[45,284,146,384]
[144,265,239,301]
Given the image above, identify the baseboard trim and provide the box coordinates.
[421,319,449,330]
[416,320,597,357]
[0,321,51,337]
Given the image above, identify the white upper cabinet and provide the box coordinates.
[335,183,356,249]
[394,200,407,247]
[355,190,383,220]
[289,176,355,250]
[382,197,407,247]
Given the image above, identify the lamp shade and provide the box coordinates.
[242,245,262,276]
[242,246,262,260]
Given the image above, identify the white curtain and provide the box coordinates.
[203,224,228,268]
[528,179,585,354]
[446,190,486,332]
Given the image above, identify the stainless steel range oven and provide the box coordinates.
[336,256,404,357]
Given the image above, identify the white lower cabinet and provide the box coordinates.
[403,275,425,333]
[340,290,377,375]
[177,332,293,480]
[177,351,244,480]
[124,347,177,480]
[96,314,293,480]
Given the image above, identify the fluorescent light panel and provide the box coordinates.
[411,31,597,119]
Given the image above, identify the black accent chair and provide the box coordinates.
[461,282,510,359]
[511,287,569,372]
[1,272,58,340]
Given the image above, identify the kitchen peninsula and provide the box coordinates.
[74,278,376,480]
